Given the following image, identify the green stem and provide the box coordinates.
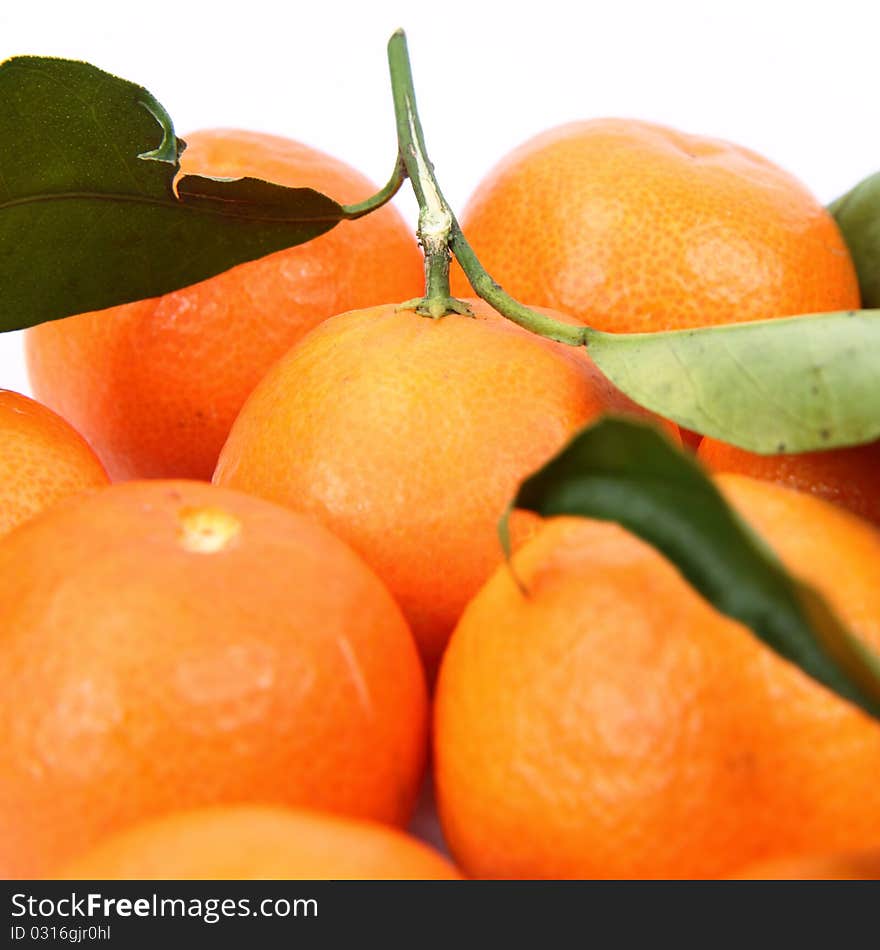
[341,156,407,219]
[449,226,590,346]
[386,28,593,343]
[387,30,460,317]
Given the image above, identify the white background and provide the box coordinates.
[1,0,878,398]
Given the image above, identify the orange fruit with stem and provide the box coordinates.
[435,474,880,879]
[698,435,880,528]
[214,298,679,675]
[0,480,427,879]
[450,119,859,331]
[58,805,462,880]
[25,129,424,480]
[0,389,108,537]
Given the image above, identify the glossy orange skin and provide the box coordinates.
[451,119,859,331]
[26,129,424,480]
[0,481,427,879]
[214,299,677,675]
[698,436,880,528]
[0,389,108,537]
[435,475,880,879]
[730,848,880,880]
[58,805,462,880]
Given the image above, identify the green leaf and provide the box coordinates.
[584,310,880,453]
[503,416,880,722]
[0,56,346,330]
[830,171,880,308]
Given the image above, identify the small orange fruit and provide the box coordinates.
[214,298,677,674]
[451,119,859,331]
[0,480,427,879]
[0,389,107,537]
[435,475,880,879]
[58,805,462,880]
[698,436,880,528]
[26,129,424,480]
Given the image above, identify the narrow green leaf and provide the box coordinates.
[830,171,880,308]
[585,310,880,453]
[0,56,346,330]
[504,416,880,722]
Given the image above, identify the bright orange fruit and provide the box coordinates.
[214,298,678,675]
[451,119,859,331]
[0,480,427,879]
[435,475,880,879]
[698,435,880,528]
[26,129,424,480]
[58,805,462,880]
[0,389,107,537]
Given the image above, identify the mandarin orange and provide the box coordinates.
[451,119,859,331]
[214,298,677,674]
[698,436,880,527]
[26,129,423,480]
[0,389,107,537]
[58,805,461,880]
[435,475,880,879]
[0,480,427,879]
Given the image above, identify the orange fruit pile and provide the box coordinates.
[2,109,878,882]
[26,129,424,480]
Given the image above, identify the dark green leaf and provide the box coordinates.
[830,171,880,308]
[503,416,880,722]
[585,309,880,453]
[0,56,346,330]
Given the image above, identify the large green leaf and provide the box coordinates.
[830,172,880,308]
[585,310,880,453]
[503,417,880,722]
[0,56,347,329]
